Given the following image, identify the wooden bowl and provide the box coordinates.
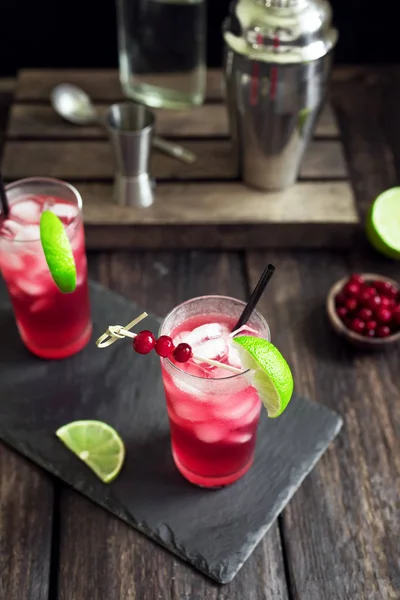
[326,273,400,349]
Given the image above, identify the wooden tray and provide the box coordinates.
[1,69,358,249]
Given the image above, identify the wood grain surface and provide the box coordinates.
[6,103,339,139]
[1,140,347,181]
[15,69,224,102]
[77,181,357,250]
[57,252,290,600]
[1,67,400,600]
[2,68,356,250]
[0,446,53,599]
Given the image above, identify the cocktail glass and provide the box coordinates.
[0,177,92,359]
[159,295,270,487]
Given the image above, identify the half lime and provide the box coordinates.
[366,187,400,259]
[233,336,294,418]
[56,420,125,483]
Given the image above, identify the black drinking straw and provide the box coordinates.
[0,173,9,218]
[232,264,275,332]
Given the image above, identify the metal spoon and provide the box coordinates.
[50,84,196,164]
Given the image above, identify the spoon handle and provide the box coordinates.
[152,136,196,164]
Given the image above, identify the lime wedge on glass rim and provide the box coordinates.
[40,210,77,293]
[233,336,294,418]
[366,187,400,259]
[56,420,125,483]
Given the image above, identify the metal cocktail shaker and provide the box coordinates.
[223,0,338,190]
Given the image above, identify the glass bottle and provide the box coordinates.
[116,0,207,109]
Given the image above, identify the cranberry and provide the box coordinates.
[376,325,391,338]
[337,307,348,320]
[359,287,376,305]
[345,298,358,312]
[343,282,361,297]
[335,292,347,307]
[365,329,376,338]
[155,335,175,358]
[393,305,400,325]
[358,308,372,321]
[367,295,382,311]
[374,280,397,297]
[380,296,394,308]
[375,307,393,323]
[349,318,365,335]
[173,343,193,363]
[133,330,156,354]
[365,320,377,331]
[350,274,365,285]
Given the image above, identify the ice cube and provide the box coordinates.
[227,341,243,369]
[15,277,46,296]
[214,396,256,421]
[2,252,24,272]
[14,225,40,242]
[193,337,229,363]
[50,202,78,224]
[75,255,88,285]
[0,220,23,240]
[184,322,230,363]
[188,322,228,345]
[30,297,53,313]
[172,401,205,422]
[194,423,224,443]
[10,197,43,225]
[173,330,191,345]
[227,432,252,444]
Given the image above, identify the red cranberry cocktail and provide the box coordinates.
[157,296,270,488]
[0,178,92,359]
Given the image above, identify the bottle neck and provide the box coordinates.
[256,0,307,7]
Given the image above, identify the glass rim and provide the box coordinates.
[3,177,83,243]
[159,294,270,381]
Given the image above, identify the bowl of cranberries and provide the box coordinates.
[327,273,400,348]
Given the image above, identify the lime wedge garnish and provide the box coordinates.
[56,420,125,483]
[366,187,400,259]
[233,336,294,418]
[40,210,77,292]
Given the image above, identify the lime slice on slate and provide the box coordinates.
[56,420,125,483]
[40,210,77,292]
[366,187,400,259]
[233,336,294,418]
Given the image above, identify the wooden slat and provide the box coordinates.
[58,251,289,600]
[79,182,356,225]
[6,102,339,139]
[246,249,400,600]
[0,444,53,600]
[15,69,223,103]
[75,181,357,249]
[1,140,347,181]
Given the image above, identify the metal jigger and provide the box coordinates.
[105,102,155,208]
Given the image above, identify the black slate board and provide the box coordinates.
[0,278,343,584]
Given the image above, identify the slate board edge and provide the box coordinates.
[0,280,345,584]
[227,412,344,582]
[0,407,343,585]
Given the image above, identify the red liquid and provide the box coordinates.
[161,314,262,487]
[0,195,92,358]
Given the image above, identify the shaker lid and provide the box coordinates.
[224,0,338,63]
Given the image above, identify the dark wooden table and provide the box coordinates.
[1,67,399,600]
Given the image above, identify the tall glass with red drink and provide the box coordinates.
[159,295,270,488]
[0,177,92,359]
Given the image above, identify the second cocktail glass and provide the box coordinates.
[0,177,92,359]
